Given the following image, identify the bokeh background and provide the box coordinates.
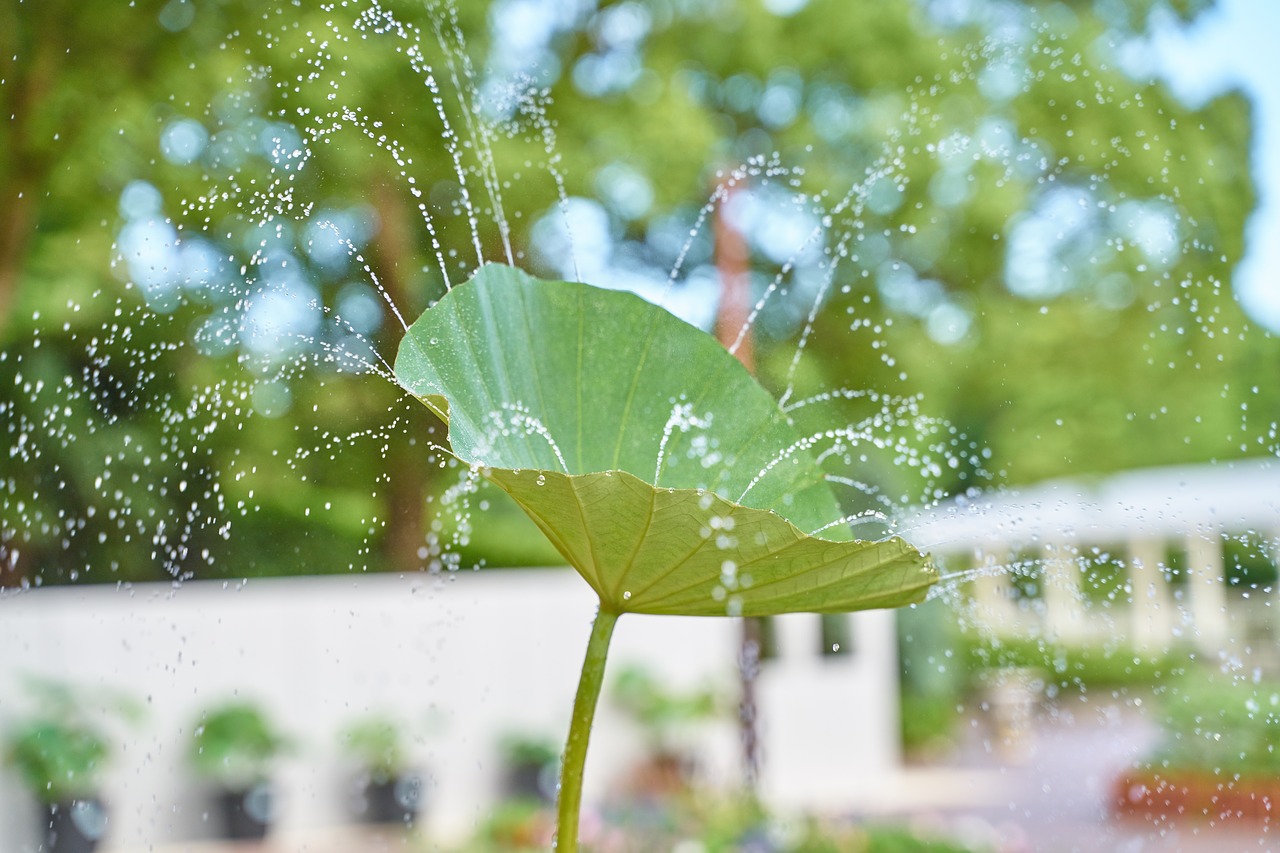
[2,0,1279,850]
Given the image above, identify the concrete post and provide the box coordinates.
[1184,529,1229,651]
[971,543,1021,633]
[1128,537,1173,651]
[1041,542,1086,642]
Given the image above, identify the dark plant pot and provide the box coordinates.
[360,773,424,826]
[217,782,274,840]
[44,798,108,853]
[503,760,556,805]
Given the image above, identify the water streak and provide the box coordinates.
[808,510,889,538]
[737,424,879,503]
[355,1,487,273]
[481,403,571,474]
[427,2,515,265]
[653,402,713,485]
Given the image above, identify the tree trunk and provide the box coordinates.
[0,16,55,335]
[0,180,37,332]
[714,182,754,373]
[368,179,435,575]
[715,180,762,791]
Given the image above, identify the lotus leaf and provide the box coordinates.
[394,264,935,615]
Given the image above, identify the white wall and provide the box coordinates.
[0,570,901,848]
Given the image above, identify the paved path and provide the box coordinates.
[874,690,1275,852]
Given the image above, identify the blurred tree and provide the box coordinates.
[0,1,208,583]
[0,0,1266,585]
[551,0,1260,494]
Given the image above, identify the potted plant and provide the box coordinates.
[189,700,289,840]
[497,732,560,805]
[2,679,138,853]
[610,664,721,796]
[340,716,424,827]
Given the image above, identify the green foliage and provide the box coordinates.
[1148,672,1280,778]
[897,599,1190,751]
[899,691,962,757]
[1,679,138,803]
[496,733,559,769]
[828,824,980,853]
[897,601,968,752]
[785,823,979,853]
[889,290,1264,489]
[1224,536,1280,589]
[4,722,108,803]
[545,793,983,853]
[190,701,288,787]
[610,664,721,752]
[341,717,408,781]
[4,722,107,799]
[1,0,1264,588]
[963,635,1186,692]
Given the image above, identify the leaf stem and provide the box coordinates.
[555,603,619,851]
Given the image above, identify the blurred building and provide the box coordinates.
[907,457,1280,653]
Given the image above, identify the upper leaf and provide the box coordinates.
[395,264,935,615]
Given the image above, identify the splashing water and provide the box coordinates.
[6,3,1280,852]
[3,1,1275,709]
[0,6,1005,593]
[653,401,714,485]
[478,403,572,474]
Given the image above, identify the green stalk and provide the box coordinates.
[555,604,619,851]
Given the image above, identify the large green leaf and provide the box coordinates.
[395,264,934,615]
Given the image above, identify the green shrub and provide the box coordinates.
[190,701,289,787]
[962,635,1186,692]
[1,678,138,803]
[5,719,109,803]
[1147,672,1280,777]
[341,716,408,780]
[789,822,981,852]
[497,732,559,769]
[610,664,721,752]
